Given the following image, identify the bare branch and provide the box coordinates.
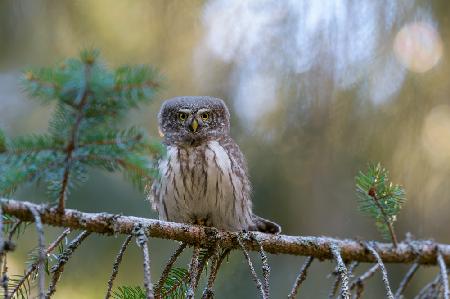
[105,235,133,299]
[328,266,340,299]
[133,224,153,299]
[365,242,394,299]
[186,246,200,299]
[394,262,419,298]
[237,234,267,299]
[154,242,187,298]
[2,199,450,266]
[349,264,379,292]
[29,207,45,299]
[437,247,449,299]
[329,243,350,299]
[45,230,91,298]
[288,256,314,299]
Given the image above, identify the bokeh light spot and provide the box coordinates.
[394,22,443,73]
[422,105,450,167]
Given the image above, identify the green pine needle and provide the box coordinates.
[0,49,163,208]
[112,286,146,299]
[355,163,406,245]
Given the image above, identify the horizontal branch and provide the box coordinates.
[1,198,449,266]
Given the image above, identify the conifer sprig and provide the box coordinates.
[0,49,164,212]
[355,163,406,247]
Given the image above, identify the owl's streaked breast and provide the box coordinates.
[149,140,254,231]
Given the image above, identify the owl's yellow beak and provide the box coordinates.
[189,118,199,133]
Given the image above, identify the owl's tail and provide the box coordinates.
[251,215,281,234]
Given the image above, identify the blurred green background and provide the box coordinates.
[1,0,450,298]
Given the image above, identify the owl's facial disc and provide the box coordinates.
[158,96,231,146]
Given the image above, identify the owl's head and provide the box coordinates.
[158,96,231,145]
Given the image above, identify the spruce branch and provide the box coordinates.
[356,163,406,247]
[105,235,133,299]
[2,198,450,266]
[0,49,163,211]
[288,256,314,299]
[45,230,91,298]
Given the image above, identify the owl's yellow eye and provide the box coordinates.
[179,112,187,121]
[201,112,209,121]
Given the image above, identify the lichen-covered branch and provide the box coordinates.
[133,224,153,299]
[437,247,449,299]
[330,243,350,299]
[394,262,419,298]
[29,207,45,299]
[237,234,267,299]
[288,256,314,299]
[186,246,200,299]
[154,242,187,298]
[2,198,450,266]
[105,235,133,299]
[45,230,91,298]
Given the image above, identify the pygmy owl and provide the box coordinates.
[148,96,280,234]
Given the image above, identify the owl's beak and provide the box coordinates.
[189,118,199,133]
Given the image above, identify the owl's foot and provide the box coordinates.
[191,215,212,227]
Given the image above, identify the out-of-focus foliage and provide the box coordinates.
[0,49,164,206]
[356,163,406,241]
[112,286,146,299]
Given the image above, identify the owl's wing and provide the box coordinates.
[146,160,161,212]
[221,136,281,234]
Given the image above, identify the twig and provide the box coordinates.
[437,247,450,299]
[365,242,394,299]
[254,236,270,298]
[3,198,450,265]
[0,207,5,299]
[105,235,133,299]
[194,244,218,289]
[329,243,350,299]
[201,247,231,299]
[4,220,24,299]
[9,228,71,298]
[29,207,45,299]
[328,266,341,299]
[133,224,153,299]
[7,220,22,242]
[370,192,399,248]
[288,256,314,299]
[45,230,91,298]
[349,264,379,291]
[186,246,200,299]
[394,262,419,298]
[57,63,92,213]
[154,242,187,298]
[237,233,267,299]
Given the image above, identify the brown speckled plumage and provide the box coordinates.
[148,96,280,233]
